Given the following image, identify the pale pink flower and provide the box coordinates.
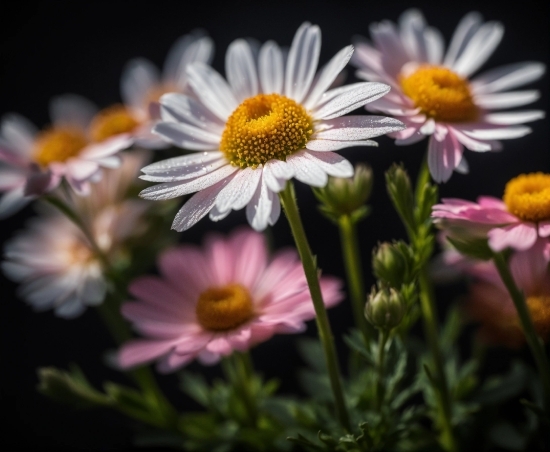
[433,172,550,251]
[2,151,152,318]
[118,228,343,373]
[449,238,550,348]
[351,9,545,182]
[120,31,214,149]
[0,95,132,213]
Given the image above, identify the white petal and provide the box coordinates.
[455,155,469,174]
[428,133,462,183]
[50,94,98,130]
[451,21,504,77]
[81,273,107,306]
[284,23,321,103]
[246,174,275,231]
[286,151,327,187]
[187,63,238,121]
[304,45,354,110]
[141,157,226,182]
[153,121,220,150]
[425,28,444,65]
[215,166,262,211]
[269,194,281,226]
[140,164,237,200]
[1,114,37,155]
[369,20,409,77]
[0,185,29,219]
[443,12,482,67]
[484,111,545,125]
[141,151,224,181]
[226,40,259,102]
[463,126,531,140]
[159,93,224,133]
[471,62,546,94]
[420,118,436,135]
[209,205,232,221]
[81,135,132,159]
[120,59,159,111]
[171,178,230,231]
[303,151,353,177]
[95,156,121,168]
[450,127,492,151]
[474,91,540,109]
[263,160,294,192]
[313,115,405,140]
[313,82,391,120]
[306,139,378,151]
[66,159,98,180]
[258,41,284,94]
[55,295,86,319]
[164,34,214,85]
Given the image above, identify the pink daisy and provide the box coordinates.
[118,228,343,373]
[351,9,545,182]
[449,238,550,348]
[433,173,550,251]
[120,31,214,149]
[0,94,132,212]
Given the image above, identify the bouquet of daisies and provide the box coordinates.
[2,9,548,451]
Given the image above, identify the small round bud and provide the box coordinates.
[372,241,411,287]
[313,163,373,220]
[365,287,406,330]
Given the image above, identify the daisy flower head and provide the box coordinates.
[460,238,550,348]
[120,31,214,149]
[141,22,405,232]
[118,228,343,373]
[1,151,152,318]
[0,94,133,211]
[351,9,546,183]
[433,172,550,252]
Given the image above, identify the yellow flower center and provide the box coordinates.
[526,295,550,340]
[33,127,88,167]
[400,65,478,122]
[504,173,550,222]
[196,283,254,331]
[89,104,140,142]
[220,93,313,168]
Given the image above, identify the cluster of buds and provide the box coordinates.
[365,287,406,330]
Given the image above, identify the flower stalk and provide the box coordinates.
[375,328,390,412]
[493,252,550,408]
[279,182,351,432]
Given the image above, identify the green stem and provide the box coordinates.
[375,329,389,412]
[338,214,373,345]
[493,252,550,407]
[419,268,457,452]
[279,182,350,432]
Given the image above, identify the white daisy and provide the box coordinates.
[141,22,405,232]
[351,9,546,183]
[119,31,214,149]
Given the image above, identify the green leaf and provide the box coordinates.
[446,236,494,261]
[298,338,328,373]
[180,372,211,407]
[489,422,527,450]
[474,361,527,405]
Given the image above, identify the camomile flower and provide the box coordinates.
[141,22,405,231]
[433,173,550,252]
[118,228,343,372]
[119,31,214,149]
[0,94,132,215]
[1,152,152,318]
[351,9,545,182]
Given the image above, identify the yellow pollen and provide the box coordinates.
[526,295,550,340]
[33,127,88,167]
[89,104,140,142]
[196,284,254,331]
[220,93,313,168]
[504,173,550,222]
[400,65,478,122]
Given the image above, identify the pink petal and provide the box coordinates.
[538,221,550,237]
[230,229,268,288]
[488,223,538,252]
[118,339,177,369]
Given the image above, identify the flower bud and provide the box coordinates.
[313,163,373,221]
[372,241,413,287]
[365,287,406,330]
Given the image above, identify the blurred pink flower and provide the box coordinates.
[433,173,550,251]
[351,9,545,182]
[0,95,132,215]
[118,228,343,373]
[120,31,214,149]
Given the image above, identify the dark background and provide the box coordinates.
[0,0,548,450]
